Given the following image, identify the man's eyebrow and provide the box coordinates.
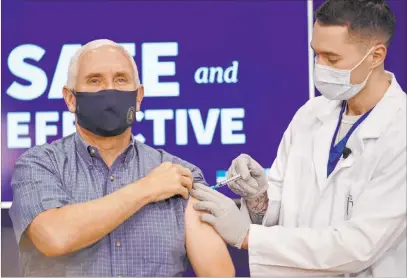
[310,44,340,56]
[84,73,103,79]
[114,71,131,77]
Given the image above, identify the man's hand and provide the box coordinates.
[142,162,193,202]
[191,183,251,249]
[227,154,269,199]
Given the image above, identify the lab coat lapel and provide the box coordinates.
[313,100,342,192]
[328,133,362,177]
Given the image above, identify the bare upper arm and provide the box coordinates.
[185,197,235,277]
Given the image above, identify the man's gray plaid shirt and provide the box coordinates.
[9,132,207,277]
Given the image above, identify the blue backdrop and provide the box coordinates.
[1,0,406,276]
[2,1,313,201]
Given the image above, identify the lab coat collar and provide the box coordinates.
[357,72,405,139]
[314,72,404,130]
[313,71,405,192]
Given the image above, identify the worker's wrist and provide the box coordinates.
[243,187,269,201]
[241,229,249,250]
[235,225,250,249]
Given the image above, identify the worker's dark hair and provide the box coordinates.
[315,0,395,46]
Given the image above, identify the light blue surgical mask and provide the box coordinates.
[314,47,374,100]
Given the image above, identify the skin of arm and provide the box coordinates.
[245,192,269,224]
[27,180,154,257]
[185,197,235,277]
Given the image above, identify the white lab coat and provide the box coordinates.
[244,71,406,277]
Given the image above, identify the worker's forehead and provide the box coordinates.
[311,22,353,55]
[77,46,133,75]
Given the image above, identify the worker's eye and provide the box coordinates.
[327,57,339,64]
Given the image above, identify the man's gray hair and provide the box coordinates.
[66,39,140,89]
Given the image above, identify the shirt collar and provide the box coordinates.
[74,132,136,167]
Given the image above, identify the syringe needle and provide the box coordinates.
[210,174,243,189]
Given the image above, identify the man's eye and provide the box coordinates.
[89,78,100,84]
[116,77,128,83]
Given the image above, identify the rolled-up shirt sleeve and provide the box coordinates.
[9,146,74,243]
[159,149,208,186]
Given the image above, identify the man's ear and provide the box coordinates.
[136,85,144,112]
[371,44,387,69]
[63,86,76,113]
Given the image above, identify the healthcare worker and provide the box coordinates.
[191,0,406,276]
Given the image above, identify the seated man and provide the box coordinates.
[9,39,235,277]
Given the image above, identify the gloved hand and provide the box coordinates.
[191,183,251,249]
[227,154,268,199]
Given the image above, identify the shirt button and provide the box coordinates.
[89,148,96,156]
[110,176,115,181]
[116,241,121,247]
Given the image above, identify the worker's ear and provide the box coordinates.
[63,86,76,113]
[371,44,387,69]
[136,85,144,112]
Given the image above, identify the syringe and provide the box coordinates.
[210,174,243,190]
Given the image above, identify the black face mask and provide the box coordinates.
[73,89,138,137]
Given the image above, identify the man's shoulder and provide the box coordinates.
[16,134,75,165]
[133,139,165,161]
[384,91,406,149]
[134,138,194,165]
[287,96,334,131]
[296,95,332,117]
[134,139,207,184]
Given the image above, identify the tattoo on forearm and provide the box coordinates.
[246,193,269,224]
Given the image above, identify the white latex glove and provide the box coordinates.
[227,154,268,199]
[191,183,251,249]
